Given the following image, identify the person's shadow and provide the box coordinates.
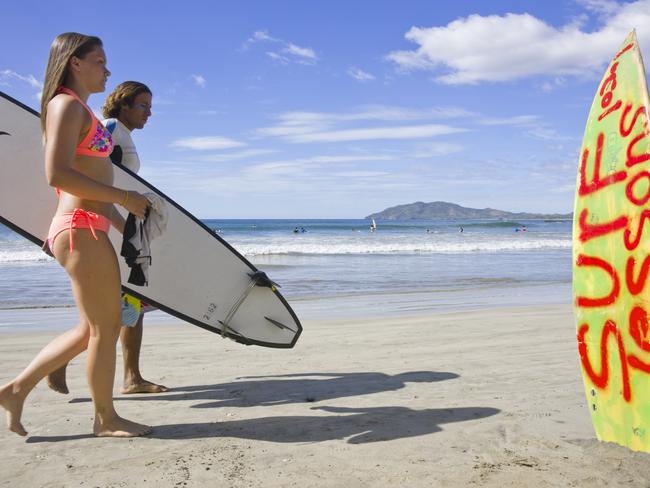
[27,405,500,444]
[103,371,460,409]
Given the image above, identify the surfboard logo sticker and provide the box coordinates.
[573,30,650,453]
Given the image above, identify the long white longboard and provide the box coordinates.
[0,91,302,348]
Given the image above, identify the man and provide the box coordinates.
[47,81,168,395]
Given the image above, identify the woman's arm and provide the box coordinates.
[110,205,126,233]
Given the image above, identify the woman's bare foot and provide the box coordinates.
[0,383,27,436]
[121,378,169,395]
[46,364,69,394]
[93,414,152,438]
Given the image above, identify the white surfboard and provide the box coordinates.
[0,91,302,348]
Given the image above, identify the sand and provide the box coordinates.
[1,303,649,487]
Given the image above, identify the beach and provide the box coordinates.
[2,218,646,487]
[2,302,649,487]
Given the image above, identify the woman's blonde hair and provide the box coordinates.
[102,81,152,119]
[40,32,102,134]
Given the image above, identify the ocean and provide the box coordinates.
[0,218,573,330]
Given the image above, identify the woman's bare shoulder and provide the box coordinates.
[47,93,85,121]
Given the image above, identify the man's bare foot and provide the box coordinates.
[0,383,27,436]
[94,415,152,438]
[46,364,69,395]
[121,379,169,395]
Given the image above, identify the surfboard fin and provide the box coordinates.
[265,316,297,333]
[217,320,252,344]
[219,270,283,340]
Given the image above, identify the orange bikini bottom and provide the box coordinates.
[47,208,111,253]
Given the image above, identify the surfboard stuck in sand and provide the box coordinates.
[573,30,650,452]
[0,91,302,349]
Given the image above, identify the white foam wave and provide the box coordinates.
[0,248,53,263]
[0,234,571,262]
[235,237,572,256]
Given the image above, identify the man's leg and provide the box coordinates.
[120,314,168,394]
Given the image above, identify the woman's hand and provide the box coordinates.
[122,191,150,219]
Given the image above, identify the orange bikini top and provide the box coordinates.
[56,87,113,157]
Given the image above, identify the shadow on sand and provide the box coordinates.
[70,370,461,408]
[30,370,500,443]
[27,405,500,444]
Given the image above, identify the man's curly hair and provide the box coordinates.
[102,81,152,119]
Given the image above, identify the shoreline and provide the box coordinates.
[1,302,649,486]
[0,281,572,333]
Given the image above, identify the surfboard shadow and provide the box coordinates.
[104,371,459,409]
[27,405,500,444]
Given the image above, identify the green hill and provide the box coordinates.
[365,201,572,220]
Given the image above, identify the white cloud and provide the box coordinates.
[356,105,476,120]
[410,143,464,157]
[241,30,281,51]
[549,183,578,193]
[245,30,317,65]
[282,105,474,123]
[257,123,324,138]
[0,69,42,89]
[256,105,475,140]
[577,0,621,15]
[282,124,467,144]
[526,127,576,141]
[347,67,375,82]
[267,52,291,65]
[196,149,278,162]
[283,43,316,61]
[241,154,398,177]
[191,74,207,88]
[151,96,176,106]
[244,162,300,176]
[250,30,278,43]
[479,115,540,126]
[332,171,391,178]
[296,155,395,163]
[170,136,245,150]
[541,77,567,92]
[386,0,650,84]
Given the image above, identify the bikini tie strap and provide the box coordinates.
[68,209,100,252]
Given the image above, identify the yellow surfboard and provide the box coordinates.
[573,30,650,452]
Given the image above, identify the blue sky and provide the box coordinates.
[2,0,650,218]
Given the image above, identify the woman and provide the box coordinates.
[0,33,151,437]
[47,81,169,396]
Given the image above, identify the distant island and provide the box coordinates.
[365,201,573,221]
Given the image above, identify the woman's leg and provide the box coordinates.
[0,228,150,437]
[55,229,150,437]
[0,316,90,435]
[48,316,175,396]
